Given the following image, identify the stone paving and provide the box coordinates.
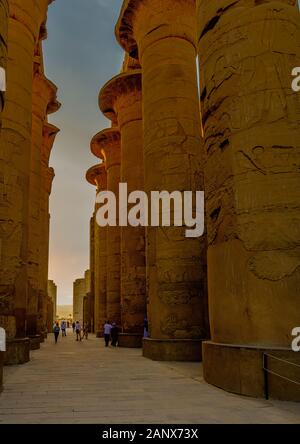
[0,331,299,424]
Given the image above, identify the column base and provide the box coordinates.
[0,351,3,392]
[96,331,104,338]
[119,333,143,348]
[203,341,300,401]
[143,338,203,361]
[29,335,41,350]
[4,338,30,365]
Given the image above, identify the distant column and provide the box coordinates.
[28,55,60,339]
[99,64,146,347]
[116,0,209,360]
[86,164,107,337]
[91,129,121,326]
[39,123,59,334]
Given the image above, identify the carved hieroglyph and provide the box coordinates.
[197,0,300,347]
[0,0,54,338]
[99,65,146,337]
[91,129,122,325]
[116,0,209,348]
[86,164,107,335]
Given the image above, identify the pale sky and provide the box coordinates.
[44,0,124,305]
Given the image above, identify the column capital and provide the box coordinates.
[42,122,60,165]
[32,73,61,119]
[86,164,107,192]
[90,128,121,170]
[115,0,197,59]
[43,166,55,195]
[99,70,142,126]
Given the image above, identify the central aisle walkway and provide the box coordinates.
[0,332,299,424]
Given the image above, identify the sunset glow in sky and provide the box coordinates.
[44,0,124,305]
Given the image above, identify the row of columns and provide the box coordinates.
[0,0,59,366]
[87,0,300,400]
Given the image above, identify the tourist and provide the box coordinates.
[111,323,119,347]
[53,322,60,344]
[82,323,89,340]
[75,321,81,341]
[103,321,112,347]
[144,317,149,338]
[72,321,76,333]
[61,320,67,337]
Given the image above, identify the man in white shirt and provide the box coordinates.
[103,321,112,347]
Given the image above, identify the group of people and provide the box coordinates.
[103,321,119,347]
[53,317,149,346]
[72,321,89,342]
[52,320,89,343]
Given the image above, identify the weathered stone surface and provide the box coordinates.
[99,65,146,346]
[116,0,209,360]
[0,0,8,131]
[4,338,30,365]
[91,129,121,326]
[86,164,107,336]
[197,0,300,395]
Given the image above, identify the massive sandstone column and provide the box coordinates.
[28,49,60,341]
[0,0,8,388]
[99,64,146,348]
[0,0,53,364]
[0,0,8,131]
[197,0,300,400]
[116,0,209,360]
[86,164,107,337]
[91,129,121,326]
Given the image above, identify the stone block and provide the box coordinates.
[4,338,30,365]
[143,338,203,362]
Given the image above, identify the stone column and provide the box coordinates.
[0,0,8,131]
[73,278,85,324]
[116,0,209,360]
[0,0,52,364]
[197,0,300,400]
[86,164,107,337]
[28,60,60,342]
[99,67,146,348]
[47,280,57,326]
[91,129,121,326]
[39,123,59,335]
[0,0,8,389]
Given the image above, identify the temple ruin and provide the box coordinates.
[0,0,299,402]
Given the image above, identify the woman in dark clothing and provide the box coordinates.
[111,323,119,347]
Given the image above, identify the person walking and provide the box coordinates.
[72,322,76,333]
[75,321,81,341]
[53,322,60,344]
[82,323,89,340]
[61,320,67,337]
[144,317,149,338]
[103,321,112,347]
[111,323,119,347]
